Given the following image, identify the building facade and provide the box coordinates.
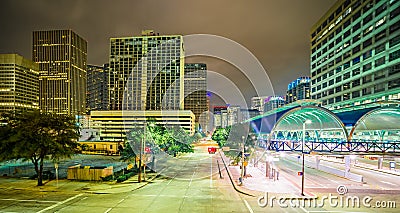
[311,0,400,110]
[250,96,269,113]
[264,96,286,112]
[213,106,227,128]
[32,30,87,115]
[90,110,195,141]
[286,76,311,104]
[227,105,241,126]
[86,64,108,112]
[183,63,208,122]
[108,30,184,111]
[0,54,39,113]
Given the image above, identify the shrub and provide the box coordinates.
[116,175,127,183]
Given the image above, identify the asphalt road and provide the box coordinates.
[1,148,399,212]
[0,146,256,213]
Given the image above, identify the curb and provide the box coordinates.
[219,151,256,197]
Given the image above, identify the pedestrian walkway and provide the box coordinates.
[229,164,314,197]
[219,152,314,198]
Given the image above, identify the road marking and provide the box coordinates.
[80,197,88,201]
[36,194,83,213]
[104,208,112,213]
[243,199,254,213]
[300,206,308,213]
[189,170,195,187]
[380,181,396,186]
[328,179,340,184]
[166,178,173,186]
[0,198,58,203]
[308,211,367,212]
[117,198,125,204]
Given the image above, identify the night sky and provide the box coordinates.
[0,0,336,108]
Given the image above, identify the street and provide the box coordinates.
[0,146,254,213]
[1,148,400,212]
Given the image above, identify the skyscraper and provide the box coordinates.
[86,64,108,112]
[250,96,269,113]
[32,29,87,115]
[0,54,39,113]
[286,76,311,104]
[109,30,184,111]
[263,96,285,112]
[310,0,400,110]
[184,63,208,122]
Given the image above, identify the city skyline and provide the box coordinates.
[0,0,336,108]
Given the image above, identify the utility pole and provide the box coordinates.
[138,136,143,183]
[240,136,245,185]
[138,119,146,183]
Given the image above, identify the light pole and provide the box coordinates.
[301,119,312,196]
[240,135,245,185]
[138,118,146,183]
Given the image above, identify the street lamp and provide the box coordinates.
[240,135,245,185]
[138,114,147,183]
[301,119,312,196]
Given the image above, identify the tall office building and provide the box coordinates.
[227,105,241,126]
[109,30,184,111]
[263,96,285,112]
[213,106,228,127]
[310,0,400,110]
[286,76,311,104]
[250,96,269,113]
[86,64,108,112]
[33,30,87,115]
[184,63,208,122]
[0,54,39,113]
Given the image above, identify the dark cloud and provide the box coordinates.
[0,0,335,107]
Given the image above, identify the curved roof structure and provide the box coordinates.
[349,107,400,140]
[271,105,348,140]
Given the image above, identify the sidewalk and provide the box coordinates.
[219,152,314,198]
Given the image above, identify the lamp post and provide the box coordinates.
[301,119,312,196]
[240,135,245,185]
[138,116,146,183]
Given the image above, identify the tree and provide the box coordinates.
[122,122,196,163]
[0,110,80,186]
[212,126,231,147]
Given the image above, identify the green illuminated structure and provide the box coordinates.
[310,0,400,111]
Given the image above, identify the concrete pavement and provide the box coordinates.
[218,151,315,198]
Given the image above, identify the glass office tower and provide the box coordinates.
[0,54,39,113]
[286,76,311,104]
[184,63,208,122]
[86,64,108,112]
[33,30,87,115]
[109,30,184,111]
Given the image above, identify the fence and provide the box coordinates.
[67,165,113,181]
